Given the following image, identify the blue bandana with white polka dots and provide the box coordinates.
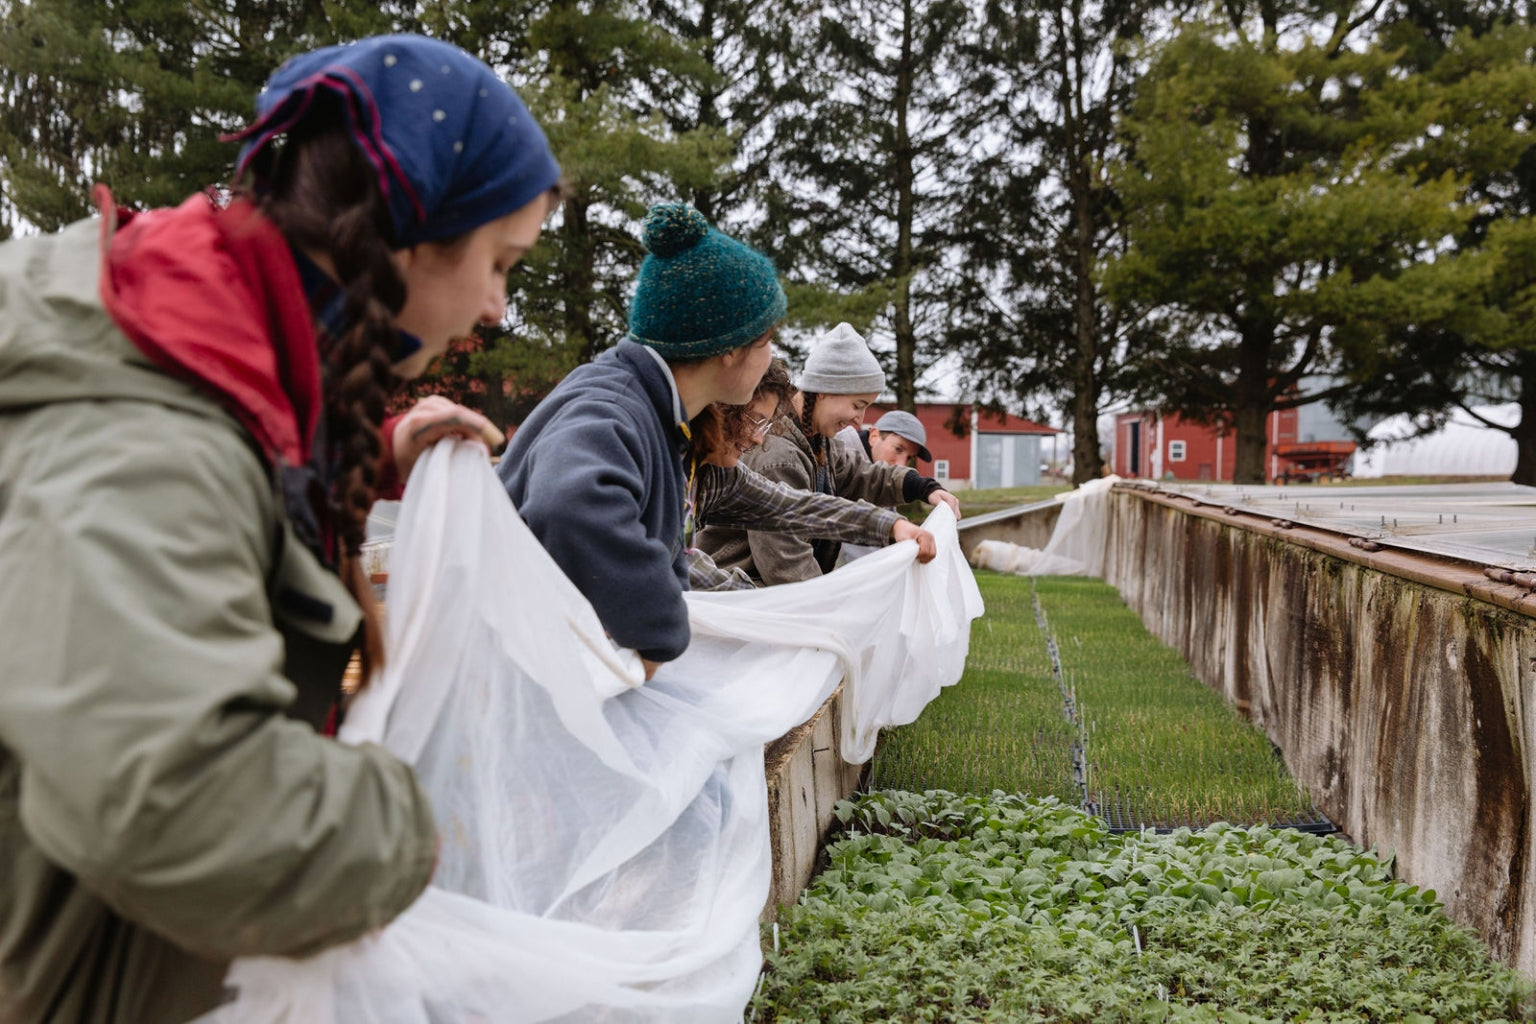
[232,34,561,246]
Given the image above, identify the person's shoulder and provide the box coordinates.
[528,361,659,433]
[826,435,865,469]
[545,356,642,402]
[12,396,275,544]
[833,423,875,460]
[746,433,810,469]
[762,431,810,456]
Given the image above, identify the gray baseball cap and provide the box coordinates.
[873,410,932,462]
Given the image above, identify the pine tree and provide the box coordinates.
[1329,4,1536,482]
[752,0,993,409]
[952,0,1172,484]
[0,0,401,233]
[1101,0,1503,483]
[2,1,734,426]
[411,0,733,427]
[641,0,813,225]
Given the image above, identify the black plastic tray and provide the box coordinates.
[1085,795,1337,835]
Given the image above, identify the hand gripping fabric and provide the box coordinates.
[195,441,983,1024]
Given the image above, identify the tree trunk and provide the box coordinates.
[1512,370,1536,486]
[561,194,598,364]
[547,0,600,366]
[1231,402,1268,484]
[1062,0,1103,485]
[479,370,517,438]
[1226,76,1283,486]
[1231,322,1274,484]
[690,0,720,220]
[891,0,918,411]
[1068,183,1103,484]
[1070,387,1100,484]
[1511,420,1536,486]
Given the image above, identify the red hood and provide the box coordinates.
[94,186,321,468]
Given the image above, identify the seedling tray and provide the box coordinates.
[1086,794,1336,835]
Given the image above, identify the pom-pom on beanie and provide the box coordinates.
[627,203,787,360]
[797,323,886,395]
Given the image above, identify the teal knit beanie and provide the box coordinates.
[627,203,787,360]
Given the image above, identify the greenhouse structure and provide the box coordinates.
[1352,403,1520,478]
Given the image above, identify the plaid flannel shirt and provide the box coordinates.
[686,463,899,591]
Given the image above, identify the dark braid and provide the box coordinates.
[253,125,404,555]
[799,390,826,467]
[243,120,406,683]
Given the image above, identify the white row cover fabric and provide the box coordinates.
[968,476,1118,578]
[1352,404,1519,478]
[197,441,982,1024]
[361,500,400,575]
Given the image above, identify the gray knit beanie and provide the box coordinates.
[797,323,886,394]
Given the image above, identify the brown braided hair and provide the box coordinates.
[799,390,826,467]
[245,121,406,681]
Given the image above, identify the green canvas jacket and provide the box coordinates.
[0,217,437,1023]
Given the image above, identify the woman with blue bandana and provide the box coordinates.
[0,35,560,1023]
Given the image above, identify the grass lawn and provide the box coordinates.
[955,484,1065,517]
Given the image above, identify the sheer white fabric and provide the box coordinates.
[197,441,981,1024]
[968,476,1118,577]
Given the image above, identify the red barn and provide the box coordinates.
[860,403,1060,489]
[1112,408,1354,483]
